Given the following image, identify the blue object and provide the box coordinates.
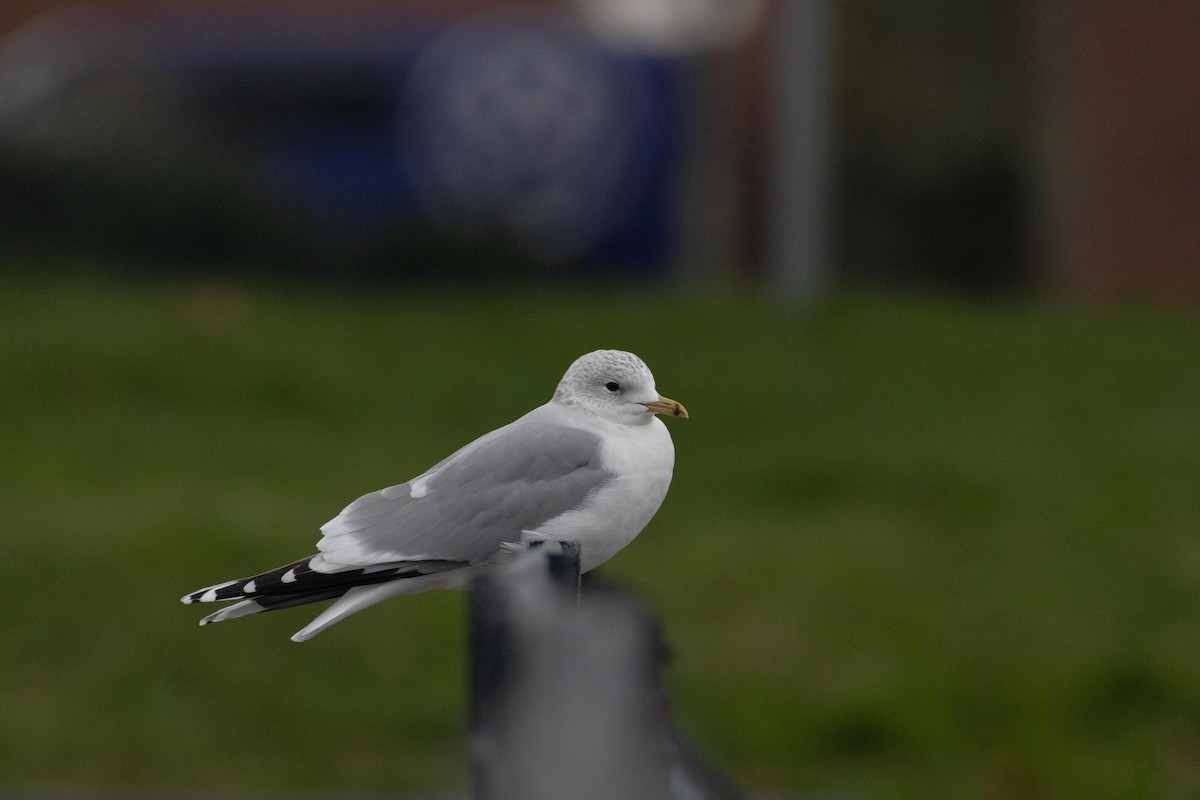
[146,14,681,273]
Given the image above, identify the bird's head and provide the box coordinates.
[553,349,689,425]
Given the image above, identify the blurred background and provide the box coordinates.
[2,1,1199,799]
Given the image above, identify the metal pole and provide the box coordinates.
[769,0,834,308]
[468,541,582,800]
[467,540,741,800]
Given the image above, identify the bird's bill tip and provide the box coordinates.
[641,395,689,419]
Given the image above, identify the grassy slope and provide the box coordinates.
[2,275,1199,799]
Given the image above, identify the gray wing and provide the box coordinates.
[314,418,613,567]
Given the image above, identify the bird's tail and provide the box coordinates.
[197,589,349,626]
[288,573,462,642]
[181,555,466,639]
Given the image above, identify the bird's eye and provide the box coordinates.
[604,381,621,392]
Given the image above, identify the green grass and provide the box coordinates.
[3,272,1200,799]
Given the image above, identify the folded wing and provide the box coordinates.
[314,416,614,568]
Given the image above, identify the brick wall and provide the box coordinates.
[1036,2,1200,303]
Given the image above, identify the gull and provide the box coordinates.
[181,349,688,642]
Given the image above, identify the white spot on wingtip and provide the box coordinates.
[243,580,257,594]
[282,569,297,583]
[181,594,194,604]
[191,579,238,603]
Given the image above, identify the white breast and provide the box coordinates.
[530,415,675,571]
